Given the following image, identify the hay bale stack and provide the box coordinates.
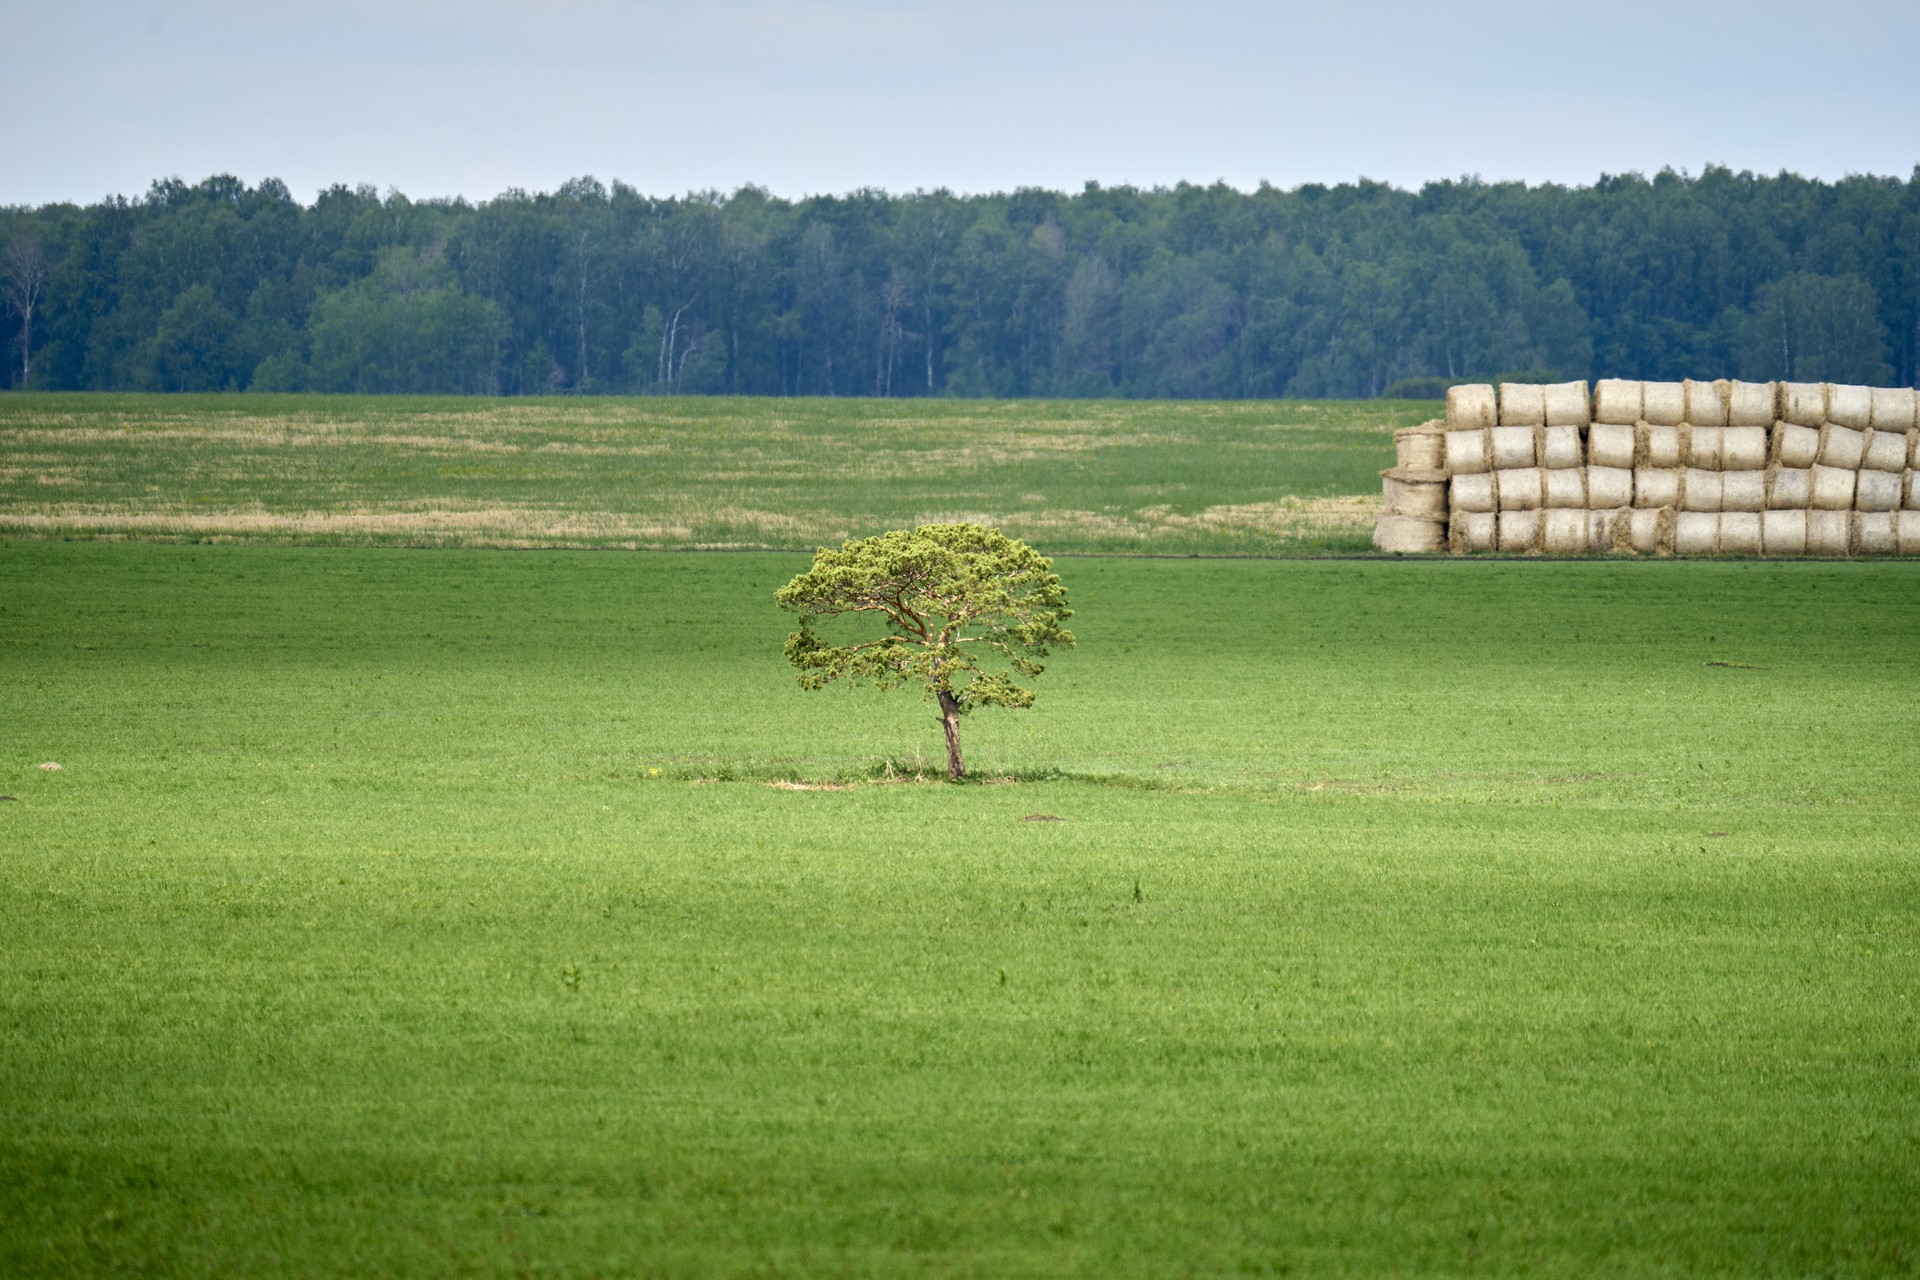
[1447,384,1498,430]
[1807,510,1850,556]
[1781,382,1828,427]
[1592,379,1643,424]
[1394,421,1447,470]
[1727,381,1776,426]
[1828,384,1873,429]
[1499,383,1547,426]
[1761,509,1807,556]
[1855,468,1902,513]
[1542,381,1591,426]
[1588,422,1636,469]
[1684,379,1728,426]
[1771,421,1821,468]
[1642,382,1685,426]
[1374,514,1447,554]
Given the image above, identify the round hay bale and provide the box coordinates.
[1541,509,1588,554]
[1719,511,1762,555]
[1810,465,1858,511]
[1495,467,1545,510]
[1894,510,1920,555]
[1854,468,1901,513]
[1642,382,1685,426]
[1817,424,1867,470]
[1592,379,1643,424]
[1394,421,1447,470]
[1450,510,1497,554]
[1382,468,1449,519]
[1628,506,1675,556]
[1587,465,1634,508]
[1852,511,1897,556]
[1685,424,1724,470]
[1499,383,1547,427]
[1634,468,1681,509]
[1497,510,1541,553]
[1539,424,1583,469]
[1760,509,1808,556]
[1727,380,1776,426]
[1544,467,1588,509]
[1862,428,1907,473]
[1766,465,1812,509]
[1827,383,1873,429]
[1905,470,1920,511]
[1542,381,1591,426]
[1449,471,1497,513]
[1588,422,1636,469]
[1373,513,1447,554]
[1674,511,1720,556]
[1445,428,1491,475]
[1585,508,1627,553]
[1871,386,1918,430]
[1721,426,1768,471]
[1910,429,1920,470]
[1641,423,1682,469]
[1720,470,1766,512]
[1491,425,1537,469]
[1806,509,1851,556]
[1781,381,1828,427]
[1680,468,1723,512]
[1446,384,1498,430]
[1683,378,1729,426]
[1770,421,1821,468]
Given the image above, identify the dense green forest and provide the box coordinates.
[2,167,1916,398]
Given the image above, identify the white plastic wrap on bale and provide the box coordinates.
[1727,381,1776,426]
[1723,426,1767,471]
[1674,512,1719,555]
[1855,469,1902,513]
[1445,428,1491,475]
[1494,467,1544,510]
[1542,381,1591,426]
[1828,384,1873,429]
[1587,466,1633,508]
[1771,422,1820,468]
[1446,384,1498,430]
[1499,383,1547,427]
[1450,510,1497,554]
[1490,425,1536,469]
[1642,382,1685,426]
[1395,422,1446,470]
[1628,507,1674,556]
[1685,425,1723,470]
[1897,511,1920,555]
[1588,423,1635,469]
[1497,510,1540,553]
[1683,379,1728,426]
[1853,512,1897,556]
[1781,382,1828,427]
[1539,424,1583,469]
[1870,387,1918,430]
[1541,509,1588,554]
[1807,510,1851,556]
[1721,471,1765,512]
[1761,509,1807,556]
[1818,424,1867,470]
[1592,379,1643,424]
[1544,468,1587,508]
[1811,465,1858,510]
[1635,468,1681,508]
[1639,424,1683,469]
[1767,466,1813,509]
[1373,514,1447,554]
[1450,472,1497,513]
[1720,512,1762,555]
[1681,469,1723,512]
[1862,429,1907,472]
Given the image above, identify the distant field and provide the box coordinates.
[0,393,1431,553]
[4,542,1918,1276]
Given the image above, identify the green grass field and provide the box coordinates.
[5,539,1918,1276]
[0,393,1431,554]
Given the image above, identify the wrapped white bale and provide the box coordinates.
[1445,427,1492,475]
[1852,511,1897,556]
[1542,381,1591,426]
[1592,378,1643,424]
[1767,466,1813,508]
[1450,510,1497,554]
[1810,465,1858,510]
[1587,465,1634,508]
[1642,382,1685,425]
[1374,514,1447,554]
[1719,511,1762,555]
[1817,424,1867,470]
[1382,468,1449,518]
[1449,471,1497,513]
[1674,511,1720,556]
[1807,509,1851,556]
[1544,467,1588,508]
[1589,508,1631,553]
[1447,384,1498,430]
[1497,510,1541,553]
[1635,468,1682,508]
[1722,426,1768,471]
[1685,424,1724,469]
[1721,471,1766,512]
[1771,421,1821,468]
[1639,423,1683,468]
[1727,380,1776,426]
[1588,422,1636,468]
[1862,429,1907,472]
[1394,422,1447,470]
[1760,509,1807,556]
[1491,425,1537,468]
[1539,424,1583,469]
[1855,468,1901,512]
[1499,383,1547,426]
[1870,386,1917,430]
[1680,469,1723,512]
[1628,506,1675,556]
[1541,508,1588,554]
[1895,510,1920,555]
[1495,467,1545,510]
[1780,382,1828,427]
[1683,378,1728,426]
[1827,383,1873,429]
[1906,470,1920,510]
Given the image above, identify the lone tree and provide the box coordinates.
[776,522,1074,780]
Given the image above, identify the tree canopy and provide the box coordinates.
[776,523,1074,780]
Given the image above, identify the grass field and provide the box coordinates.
[0,394,1432,553]
[5,539,1919,1276]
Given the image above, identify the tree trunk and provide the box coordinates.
[936,689,965,780]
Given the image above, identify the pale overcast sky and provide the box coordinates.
[5,0,1917,207]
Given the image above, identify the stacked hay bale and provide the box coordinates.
[1371,379,1920,556]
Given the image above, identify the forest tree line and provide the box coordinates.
[2,167,1916,399]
